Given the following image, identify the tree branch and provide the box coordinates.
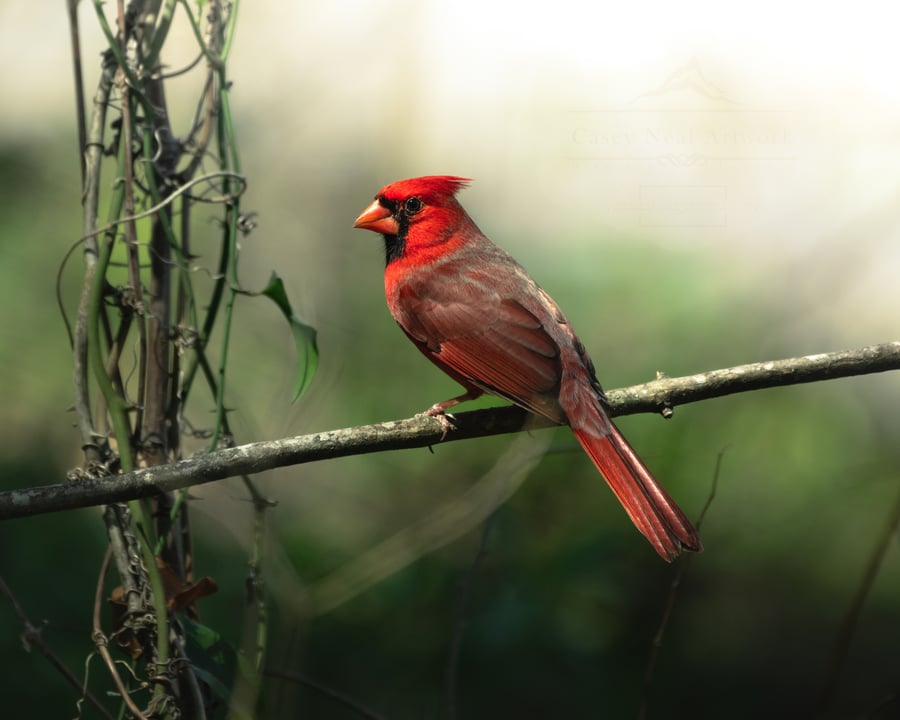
[2,342,898,521]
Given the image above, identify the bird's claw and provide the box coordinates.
[418,406,458,441]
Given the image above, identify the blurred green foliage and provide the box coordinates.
[1,128,899,720]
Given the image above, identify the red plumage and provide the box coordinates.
[353,176,701,561]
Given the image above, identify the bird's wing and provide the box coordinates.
[393,264,567,423]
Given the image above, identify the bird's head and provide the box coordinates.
[353,176,473,264]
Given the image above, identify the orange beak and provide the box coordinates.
[353,199,399,235]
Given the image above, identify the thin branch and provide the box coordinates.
[0,575,117,720]
[66,0,87,185]
[1,342,898,521]
[638,448,725,720]
[73,49,117,467]
[265,669,384,720]
[447,514,495,720]
[611,342,900,414]
[79,170,247,246]
[813,484,900,717]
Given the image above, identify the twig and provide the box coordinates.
[447,514,495,720]
[115,12,147,445]
[1,343,898,521]
[638,448,725,720]
[228,476,274,713]
[66,0,87,185]
[73,46,117,467]
[612,343,900,414]
[78,170,247,246]
[265,669,384,720]
[813,484,900,717]
[0,575,116,720]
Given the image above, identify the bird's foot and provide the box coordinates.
[418,404,458,441]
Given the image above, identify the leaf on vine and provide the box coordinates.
[182,615,259,718]
[181,616,238,705]
[154,557,219,613]
[259,272,318,400]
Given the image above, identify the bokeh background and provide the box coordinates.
[2,1,900,717]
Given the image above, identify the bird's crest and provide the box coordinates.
[377,175,471,203]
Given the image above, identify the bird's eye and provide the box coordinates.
[404,197,423,216]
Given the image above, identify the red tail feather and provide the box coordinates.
[572,425,702,561]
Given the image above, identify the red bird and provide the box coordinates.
[353,176,701,561]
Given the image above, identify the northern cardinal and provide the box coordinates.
[353,176,701,560]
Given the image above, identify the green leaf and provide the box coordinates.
[181,616,259,719]
[259,272,318,400]
[181,616,237,703]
